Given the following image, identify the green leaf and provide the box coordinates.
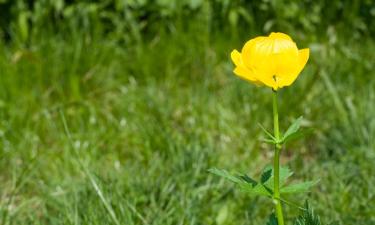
[264,166,293,190]
[209,168,273,197]
[239,174,257,186]
[294,201,339,225]
[293,201,321,225]
[266,213,278,225]
[278,166,293,186]
[208,168,243,184]
[245,166,288,196]
[258,123,277,142]
[284,128,313,145]
[281,116,303,144]
[261,167,273,183]
[240,168,273,197]
[281,180,319,194]
[241,182,272,197]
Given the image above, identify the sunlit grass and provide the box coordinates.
[0,22,374,224]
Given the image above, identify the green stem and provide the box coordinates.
[273,90,284,225]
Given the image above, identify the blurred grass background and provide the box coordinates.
[0,0,374,224]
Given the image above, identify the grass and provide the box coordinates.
[0,19,375,224]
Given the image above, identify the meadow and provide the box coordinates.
[0,1,374,224]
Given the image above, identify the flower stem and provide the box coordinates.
[272,90,284,225]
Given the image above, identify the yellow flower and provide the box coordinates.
[231,32,309,90]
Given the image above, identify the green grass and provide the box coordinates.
[0,20,375,224]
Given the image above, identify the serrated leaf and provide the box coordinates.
[266,213,278,225]
[279,166,294,185]
[261,167,273,184]
[238,168,273,197]
[258,123,277,142]
[241,182,272,197]
[293,201,321,225]
[283,128,313,145]
[281,116,303,143]
[209,168,273,198]
[264,166,293,190]
[281,180,319,194]
[208,168,243,184]
[239,174,257,186]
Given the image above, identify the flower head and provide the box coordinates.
[231,32,309,90]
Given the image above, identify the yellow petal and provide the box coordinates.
[298,48,310,70]
[233,66,257,82]
[269,32,292,41]
[231,49,258,81]
[233,67,264,86]
[251,68,277,89]
[230,50,242,67]
[277,48,310,88]
[241,36,268,69]
[274,46,299,81]
[241,36,265,53]
[273,39,298,55]
[242,37,280,88]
